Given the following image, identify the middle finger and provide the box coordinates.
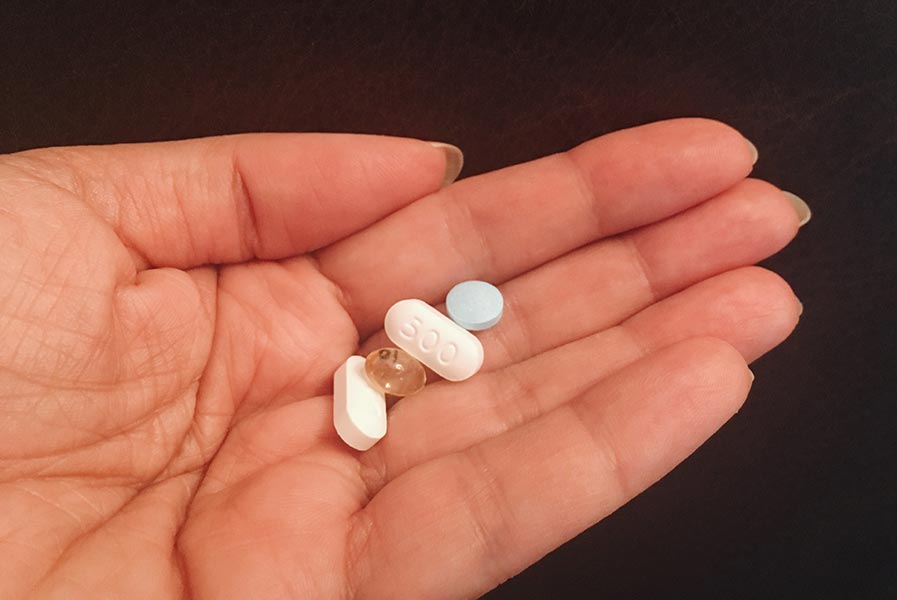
[359,177,800,371]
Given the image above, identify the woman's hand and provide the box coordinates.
[0,119,804,598]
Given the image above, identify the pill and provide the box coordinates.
[384,299,484,381]
[445,280,504,331]
[365,347,427,396]
[333,355,387,451]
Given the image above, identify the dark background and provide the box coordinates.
[2,1,895,598]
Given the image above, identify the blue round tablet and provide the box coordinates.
[445,280,504,331]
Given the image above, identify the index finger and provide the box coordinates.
[316,118,757,336]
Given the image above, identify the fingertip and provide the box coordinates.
[712,266,804,361]
[730,266,804,350]
[662,336,753,415]
[722,178,802,252]
[651,117,759,174]
[745,138,759,165]
[782,191,812,227]
[426,142,464,187]
[570,118,759,219]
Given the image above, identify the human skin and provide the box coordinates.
[0,119,805,598]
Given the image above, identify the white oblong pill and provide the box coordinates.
[384,299,484,381]
[333,355,387,451]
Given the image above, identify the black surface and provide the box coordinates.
[2,2,896,598]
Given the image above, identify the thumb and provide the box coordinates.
[9,133,462,269]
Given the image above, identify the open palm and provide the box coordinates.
[0,119,803,599]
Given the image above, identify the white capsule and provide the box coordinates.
[333,355,387,451]
[384,299,484,381]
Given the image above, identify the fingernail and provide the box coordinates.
[749,369,755,382]
[796,299,804,317]
[745,138,759,165]
[782,191,812,226]
[428,142,464,187]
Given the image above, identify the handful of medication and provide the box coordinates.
[333,281,503,450]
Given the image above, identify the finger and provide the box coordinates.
[351,337,752,599]
[10,134,459,268]
[318,118,757,334]
[360,266,799,492]
[359,177,800,368]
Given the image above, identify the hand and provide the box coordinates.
[0,120,803,599]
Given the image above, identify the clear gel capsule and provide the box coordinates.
[364,347,427,397]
